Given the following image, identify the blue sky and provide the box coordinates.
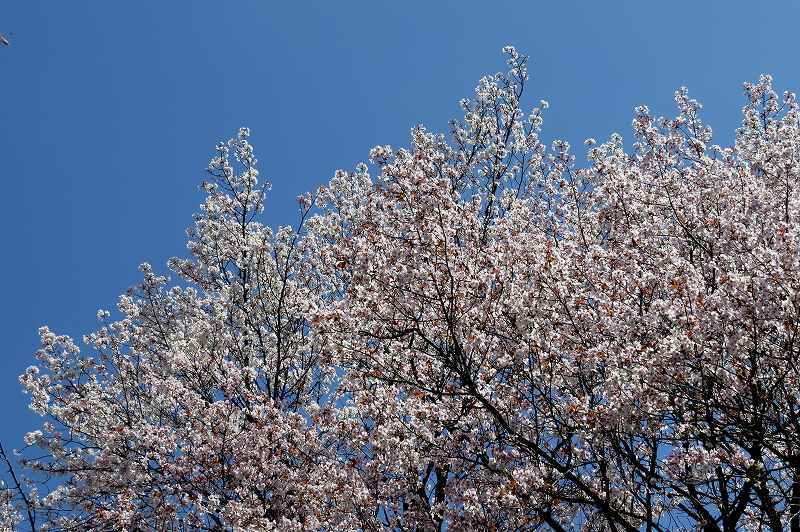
[1,1,798,448]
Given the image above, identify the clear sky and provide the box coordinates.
[1,1,799,449]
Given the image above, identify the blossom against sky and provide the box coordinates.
[2,0,800,449]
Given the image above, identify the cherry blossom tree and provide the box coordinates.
[4,130,371,530]
[4,47,800,531]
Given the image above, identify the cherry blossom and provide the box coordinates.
[4,47,800,531]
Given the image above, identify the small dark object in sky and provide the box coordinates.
[0,34,9,46]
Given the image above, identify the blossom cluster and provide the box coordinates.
[5,47,800,531]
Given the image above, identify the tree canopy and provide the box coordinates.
[4,48,800,531]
